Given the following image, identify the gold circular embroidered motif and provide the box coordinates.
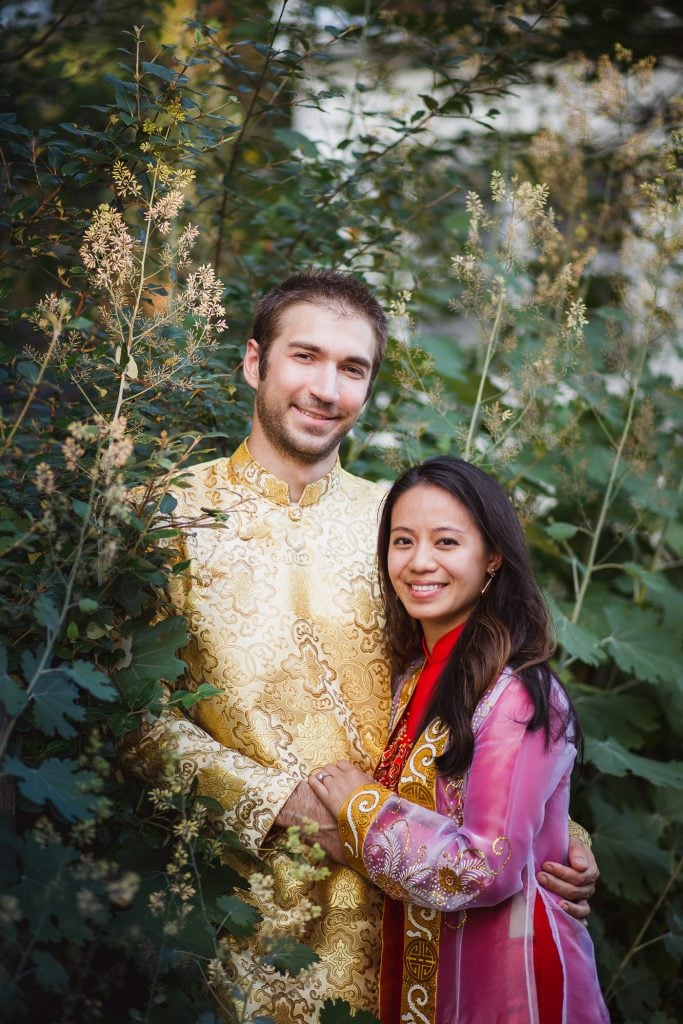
[438,866,462,894]
[405,938,438,981]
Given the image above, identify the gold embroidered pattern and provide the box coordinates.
[402,899,440,1022]
[400,720,446,1024]
[122,442,391,1023]
[405,938,438,981]
[339,784,393,877]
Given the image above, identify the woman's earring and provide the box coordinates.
[481,570,496,596]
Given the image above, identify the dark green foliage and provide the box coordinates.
[0,2,681,1022]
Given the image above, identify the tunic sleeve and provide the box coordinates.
[339,678,575,911]
[119,704,299,852]
[117,504,301,853]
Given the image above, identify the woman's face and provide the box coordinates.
[387,484,501,650]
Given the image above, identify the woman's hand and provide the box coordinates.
[308,760,374,818]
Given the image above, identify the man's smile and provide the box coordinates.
[293,403,339,422]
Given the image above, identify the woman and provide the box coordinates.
[310,456,609,1024]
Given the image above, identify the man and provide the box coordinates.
[126,271,597,1023]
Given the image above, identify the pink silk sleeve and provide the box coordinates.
[345,678,575,911]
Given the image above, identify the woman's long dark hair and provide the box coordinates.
[377,456,582,776]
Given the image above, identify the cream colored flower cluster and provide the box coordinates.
[80,205,137,293]
[181,264,229,336]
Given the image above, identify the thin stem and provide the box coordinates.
[344,0,373,137]
[4,0,81,62]
[0,319,62,456]
[0,460,98,761]
[636,473,683,602]
[464,290,505,460]
[570,330,650,624]
[106,144,166,453]
[604,856,682,1002]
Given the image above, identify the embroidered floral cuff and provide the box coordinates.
[568,818,593,849]
[339,782,394,877]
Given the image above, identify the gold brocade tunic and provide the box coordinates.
[127,441,391,1022]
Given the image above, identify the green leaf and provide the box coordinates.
[32,671,84,737]
[545,521,578,541]
[546,594,605,666]
[65,660,117,700]
[0,675,27,717]
[214,894,262,937]
[215,828,259,860]
[586,737,683,789]
[320,999,381,1024]
[111,680,164,720]
[664,908,683,959]
[113,616,188,693]
[78,598,99,613]
[573,689,658,749]
[614,963,662,1021]
[65,316,94,330]
[171,559,191,575]
[0,644,27,716]
[168,683,221,709]
[71,498,91,521]
[622,562,676,596]
[262,937,319,976]
[34,593,61,631]
[158,491,178,515]
[272,127,318,158]
[141,61,184,83]
[4,756,102,821]
[508,15,531,30]
[194,795,227,815]
[604,605,681,685]
[32,949,69,992]
[588,793,669,902]
[2,829,81,942]
[21,648,41,683]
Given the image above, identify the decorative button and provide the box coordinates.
[288,506,303,522]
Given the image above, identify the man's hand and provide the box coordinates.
[273,779,345,862]
[537,839,599,923]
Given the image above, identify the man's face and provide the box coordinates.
[243,302,376,466]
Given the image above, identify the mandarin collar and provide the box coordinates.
[421,621,466,666]
[228,440,341,508]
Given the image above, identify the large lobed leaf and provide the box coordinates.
[261,937,319,977]
[3,755,103,821]
[586,737,683,790]
[113,616,189,694]
[604,606,681,686]
[320,999,381,1024]
[546,594,605,666]
[588,793,669,902]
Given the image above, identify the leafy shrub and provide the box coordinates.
[0,7,681,1022]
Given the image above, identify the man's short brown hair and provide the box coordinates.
[251,269,388,386]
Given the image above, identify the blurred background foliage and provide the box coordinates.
[0,1,681,1022]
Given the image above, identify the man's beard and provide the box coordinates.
[254,389,352,465]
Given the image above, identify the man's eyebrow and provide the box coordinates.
[287,341,372,371]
